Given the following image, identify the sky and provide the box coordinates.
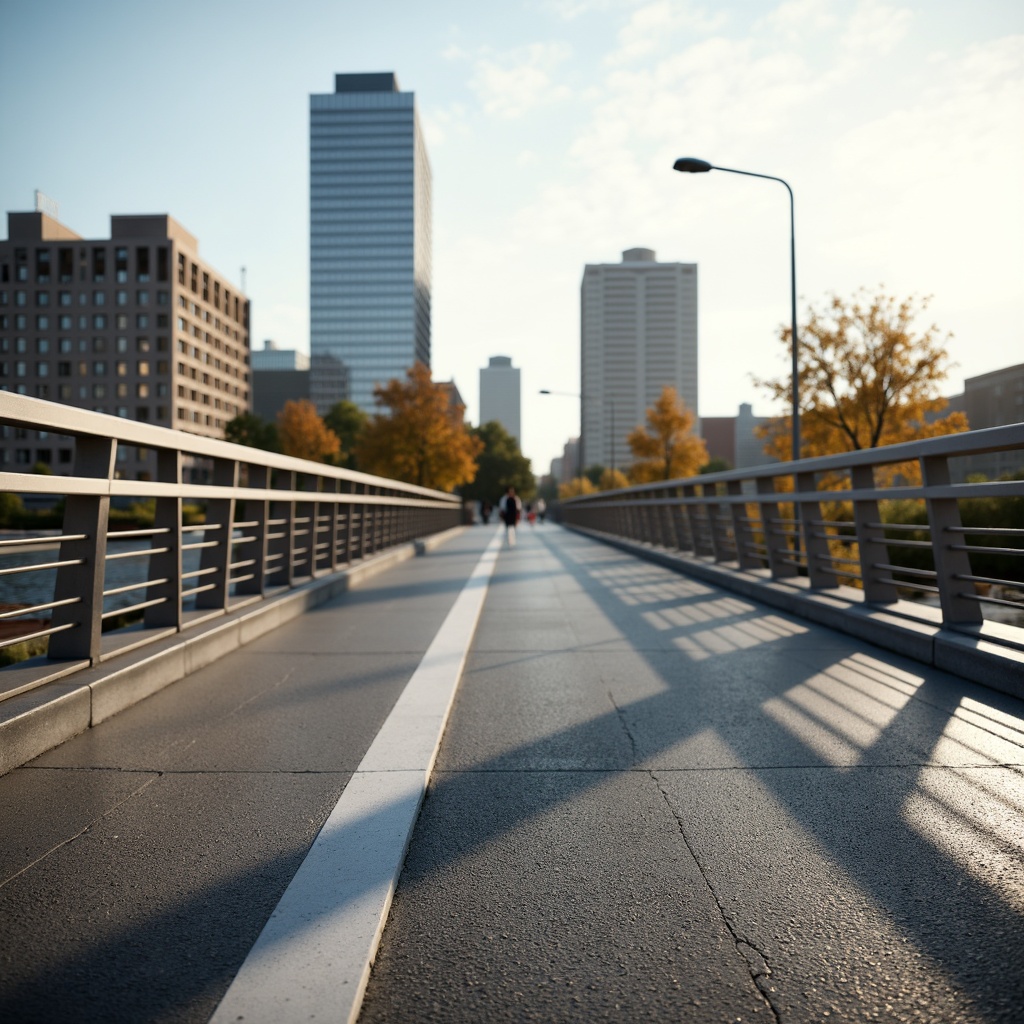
[1,0,1022,474]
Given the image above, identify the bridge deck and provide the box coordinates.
[1,524,1022,1023]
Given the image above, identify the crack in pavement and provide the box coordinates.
[608,690,638,765]
[650,768,783,1024]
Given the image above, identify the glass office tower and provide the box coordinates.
[309,72,432,412]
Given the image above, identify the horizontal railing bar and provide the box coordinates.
[229,573,256,585]
[0,533,87,548]
[182,566,219,580]
[181,583,217,598]
[105,546,170,562]
[0,621,77,648]
[949,544,1024,557]
[870,563,938,578]
[0,558,84,577]
[182,540,219,551]
[947,526,1024,536]
[956,591,1024,609]
[876,577,939,594]
[229,559,257,571]
[869,537,934,549]
[956,573,1024,588]
[0,596,79,619]
[107,527,171,540]
[102,577,170,598]
[101,597,166,619]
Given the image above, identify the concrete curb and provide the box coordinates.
[0,527,465,776]
[568,525,1024,701]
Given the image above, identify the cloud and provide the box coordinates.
[607,0,730,65]
[841,0,913,57]
[458,42,574,119]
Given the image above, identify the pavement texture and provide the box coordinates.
[0,523,1022,1023]
[0,527,495,1024]
[358,525,1024,1024]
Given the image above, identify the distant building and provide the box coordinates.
[252,339,309,372]
[438,379,467,419]
[310,72,432,413]
[734,403,776,470]
[699,416,736,468]
[581,248,697,472]
[0,209,250,479]
[947,362,1024,480]
[479,355,521,444]
[252,345,348,421]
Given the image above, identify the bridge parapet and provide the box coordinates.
[561,423,1024,695]
[0,391,460,701]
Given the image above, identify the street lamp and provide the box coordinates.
[673,157,801,460]
[539,389,584,480]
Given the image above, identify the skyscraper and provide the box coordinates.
[309,72,432,413]
[580,248,697,472]
[479,355,521,445]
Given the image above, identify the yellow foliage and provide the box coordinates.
[354,363,482,491]
[755,289,969,466]
[558,476,597,499]
[598,468,630,491]
[277,400,342,463]
[626,386,708,483]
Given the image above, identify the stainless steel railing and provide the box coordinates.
[0,392,461,692]
[560,422,1024,637]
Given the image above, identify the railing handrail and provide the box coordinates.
[564,421,1024,503]
[0,391,458,503]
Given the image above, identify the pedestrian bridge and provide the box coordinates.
[1,391,1023,1023]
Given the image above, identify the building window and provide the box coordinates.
[58,291,72,306]
[58,247,73,283]
[93,314,107,329]
[116,361,128,377]
[157,247,168,282]
[137,314,149,328]
[117,337,129,352]
[93,361,107,375]
[93,383,106,398]
[92,248,106,281]
[94,290,107,306]
[58,387,72,401]
[36,249,51,282]
[36,315,49,329]
[58,361,71,376]
[136,337,150,353]
[115,247,128,283]
[115,290,128,306]
[36,362,49,377]
[137,247,150,282]
[93,337,107,352]
[36,338,49,354]
[116,383,129,398]
[137,383,150,398]
[36,291,49,306]
[58,338,71,353]
[137,290,149,305]
[15,290,26,306]
[59,314,72,329]
[137,360,150,376]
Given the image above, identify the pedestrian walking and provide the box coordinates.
[499,486,522,547]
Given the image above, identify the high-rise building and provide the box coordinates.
[479,355,521,444]
[309,72,432,413]
[580,248,697,472]
[0,210,250,479]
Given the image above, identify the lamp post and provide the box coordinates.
[673,157,800,461]
[539,388,584,481]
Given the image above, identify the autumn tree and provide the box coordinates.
[224,412,279,452]
[461,420,535,504]
[355,363,482,491]
[277,399,342,463]
[598,467,630,491]
[755,289,969,461]
[558,476,597,500]
[626,386,708,483]
[323,400,368,470]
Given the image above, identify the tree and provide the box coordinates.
[224,413,279,452]
[461,420,535,504]
[323,400,368,470]
[626,386,708,483]
[755,289,969,461]
[558,476,597,499]
[277,399,341,463]
[355,363,483,491]
[597,467,630,491]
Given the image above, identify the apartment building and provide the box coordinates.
[0,210,250,479]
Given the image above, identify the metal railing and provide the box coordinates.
[561,423,1024,638]
[0,392,461,693]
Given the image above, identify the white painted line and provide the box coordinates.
[209,530,502,1024]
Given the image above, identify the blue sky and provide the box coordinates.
[2,0,1021,472]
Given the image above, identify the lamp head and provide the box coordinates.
[673,157,712,173]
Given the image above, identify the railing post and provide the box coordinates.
[48,436,115,662]
[757,476,798,579]
[144,448,183,627]
[236,464,269,597]
[729,481,760,570]
[851,464,899,604]
[196,458,238,610]
[269,469,295,587]
[797,470,838,589]
[707,482,733,562]
[921,454,983,625]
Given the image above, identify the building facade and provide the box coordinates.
[309,72,432,413]
[479,355,521,444]
[946,362,1024,480]
[581,248,697,473]
[0,211,250,479]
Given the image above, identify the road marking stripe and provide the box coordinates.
[209,529,502,1024]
